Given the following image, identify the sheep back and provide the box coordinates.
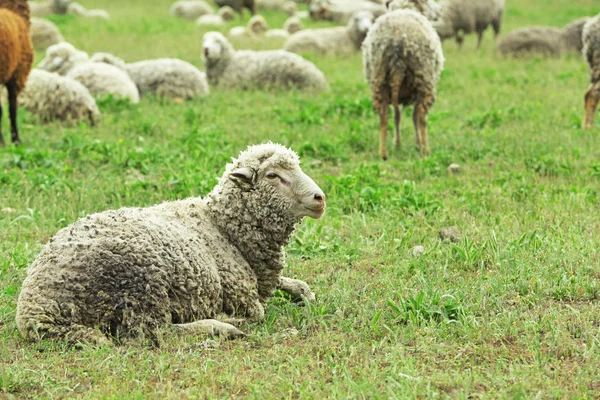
[284,27,354,56]
[0,6,33,93]
[583,14,600,83]
[435,0,504,39]
[67,62,140,103]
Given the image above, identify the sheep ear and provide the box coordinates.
[229,167,255,185]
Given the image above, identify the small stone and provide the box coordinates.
[281,328,299,338]
[195,339,219,349]
[447,163,461,174]
[412,245,425,257]
[439,226,460,243]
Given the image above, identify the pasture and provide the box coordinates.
[1,0,600,397]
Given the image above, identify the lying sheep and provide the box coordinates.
[37,43,140,103]
[583,14,600,129]
[196,6,236,27]
[13,69,100,125]
[203,31,329,92]
[30,18,64,51]
[265,16,304,41]
[16,143,325,345]
[228,15,269,39]
[67,2,110,19]
[29,0,71,18]
[363,0,444,159]
[433,0,504,49]
[497,18,590,58]
[284,11,374,56]
[256,0,297,15]
[170,0,214,20]
[309,0,385,24]
[215,0,255,16]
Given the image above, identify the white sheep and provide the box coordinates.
[170,0,214,20]
[309,0,385,24]
[284,11,374,56]
[195,6,235,27]
[264,16,304,41]
[203,31,329,92]
[256,0,297,15]
[30,17,64,51]
[583,14,600,129]
[29,0,71,18]
[228,15,269,39]
[37,43,140,103]
[363,0,444,159]
[16,143,325,345]
[67,2,110,19]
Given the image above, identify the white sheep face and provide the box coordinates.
[37,42,89,74]
[351,11,375,34]
[202,32,228,62]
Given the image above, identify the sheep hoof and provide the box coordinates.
[279,276,316,303]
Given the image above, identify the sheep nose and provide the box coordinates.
[313,193,325,203]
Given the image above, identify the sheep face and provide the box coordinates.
[248,15,269,34]
[202,32,232,63]
[350,11,375,35]
[37,42,88,74]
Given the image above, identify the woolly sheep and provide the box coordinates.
[583,14,600,129]
[29,0,71,17]
[16,143,325,345]
[203,31,329,92]
[309,0,385,24]
[265,17,303,41]
[67,2,110,19]
[170,0,214,20]
[37,43,140,103]
[497,18,590,58]
[284,11,374,56]
[256,0,297,15]
[215,0,255,16]
[13,69,100,125]
[433,0,504,49]
[89,52,128,71]
[195,5,235,27]
[228,15,269,39]
[30,17,63,51]
[363,0,444,159]
[0,0,33,146]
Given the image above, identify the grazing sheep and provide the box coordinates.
[265,17,303,41]
[29,0,71,17]
[126,58,210,100]
[30,18,64,51]
[284,11,374,56]
[309,0,385,24]
[215,0,255,16]
[497,18,590,58]
[0,0,33,146]
[228,15,269,39]
[67,2,110,19]
[37,43,140,103]
[203,31,329,92]
[433,0,504,49]
[363,0,444,159]
[195,5,235,27]
[16,143,325,345]
[256,0,297,15]
[583,14,600,130]
[170,0,214,20]
[13,69,100,125]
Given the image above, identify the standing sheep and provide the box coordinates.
[16,143,326,345]
[215,0,255,16]
[0,0,33,146]
[362,0,444,159]
[284,11,374,57]
[309,0,385,24]
[433,0,504,49]
[582,14,600,130]
[203,31,329,92]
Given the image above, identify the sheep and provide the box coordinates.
[582,14,600,130]
[433,0,504,49]
[0,0,33,146]
[195,5,235,27]
[30,17,63,51]
[256,0,297,15]
[125,58,210,100]
[37,43,140,103]
[29,0,71,18]
[203,31,329,92]
[170,0,214,20]
[228,15,269,39]
[12,69,100,125]
[362,0,444,159]
[497,18,590,58]
[214,0,255,16]
[309,0,385,24]
[265,17,304,41]
[66,2,110,19]
[284,11,374,57]
[16,143,325,345]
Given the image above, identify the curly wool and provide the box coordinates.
[170,0,214,20]
[126,58,209,100]
[433,0,504,44]
[30,17,63,51]
[204,32,328,92]
[284,11,374,56]
[16,143,306,344]
[583,14,600,84]
[16,69,100,125]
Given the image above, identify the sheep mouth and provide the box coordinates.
[304,205,326,217]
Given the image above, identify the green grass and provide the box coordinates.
[2,0,600,397]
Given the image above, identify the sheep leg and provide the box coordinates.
[7,82,21,145]
[583,83,600,130]
[0,102,4,147]
[455,32,464,49]
[413,100,431,156]
[390,72,404,150]
[23,322,111,347]
[279,276,315,303]
[476,31,484,49]
[174,319,246,340]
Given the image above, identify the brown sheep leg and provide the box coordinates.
[7,81,21,145]
[583,83,600,130]
[456,32,464,49]
[413,100,431,156]
[390,72,404,150]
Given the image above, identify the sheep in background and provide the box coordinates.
[196,6,235,27]
[583,14,600,130]
[433,0,504,49]
[29,0,71,18]
[30,18,64,51]
[203,31,328,92]
[170,0,214,20]
[497,18,590,58]
[16,143,325,345]
[284,11,374,56]
[363,0,444,159]
[215,0,255,16]
[67,2,110,19]
[0,0,33,146]
[265,16,304,41]
[256,0,297,16]
[229,15,269,39]
[309,0,385,24]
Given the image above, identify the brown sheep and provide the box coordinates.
[0,0,33,146]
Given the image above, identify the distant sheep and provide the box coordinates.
[203,31,329,92]
[309,0,385,24]
[29,0,71,18]
[195,5,235,27]
[170,0,214,20]
[215,0,255,15]
[228,15,269,39]
[256,0,297,15]
[583,14,600,129]
[30,17,64,51]
[284,11,374,56]
[67,2,110,19]
[265,16,304,41]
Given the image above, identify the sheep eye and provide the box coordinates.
[266,172,278,179]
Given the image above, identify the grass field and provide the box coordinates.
[1,0,600,398]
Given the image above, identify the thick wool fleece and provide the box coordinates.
[584,15,600,88]
[30,17,63,51]
[363,9,444,108]
[67,62,140,103]
[0,0,33,94]
[284,11,374,56]
[170,0,214,20]
[204,32,328,92]
[16,144,307,344]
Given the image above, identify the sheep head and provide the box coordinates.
[37,42,89,75]
[348,11,375,43]
[202,32,235,65]
[248,15,269,34]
